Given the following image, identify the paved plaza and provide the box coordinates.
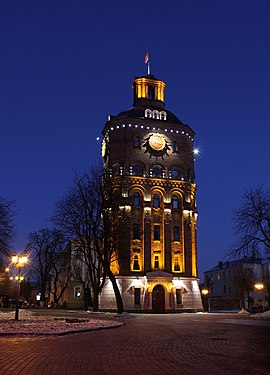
[0,311,269,375]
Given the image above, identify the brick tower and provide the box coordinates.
[100,72,203,312]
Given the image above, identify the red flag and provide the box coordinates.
[144,52,149,64]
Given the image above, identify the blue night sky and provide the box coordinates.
[1,0,270,279]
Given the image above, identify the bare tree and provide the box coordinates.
[0,196,15,260]
[233,264,254,309]
[26,228,65,306]
[227,186,270,260]
[49,250,73,308]
[52,165,128,313]
[52,166,105,312]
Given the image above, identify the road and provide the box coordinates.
[0,311,269,375]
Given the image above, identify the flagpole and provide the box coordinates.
[147,61,151,75]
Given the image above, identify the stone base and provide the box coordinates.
[99,273,203,312]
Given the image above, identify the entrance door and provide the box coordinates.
[152,284,165,312]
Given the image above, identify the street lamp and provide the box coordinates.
[11,255,28,321]
[254,283,264,291]
[201,288,209,312]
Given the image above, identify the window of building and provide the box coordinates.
[145,109,152,118]
[176,289,182,305]
[134,136,141,148]
[174,256,180,272]
[223,285,226,294]
[172,141,178,153]
[133,192,140,206]
[153,110,160,119]
[160,111,167,121]
[134,288,141,305]
[133,255,140,270]
[133,224,140,240]
[148,85,156,100]
[154,255,159,269]
[171,167,181,179]
[153,194,160,208]
[112,164,120,176]
[132,164,143,176]
[173,226,180,241]
[74,286,82,299]
[154,225,160,241]
[152,165,162,177]
[172,195,179,209]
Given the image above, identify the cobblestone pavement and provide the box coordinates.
[0,312,269,375]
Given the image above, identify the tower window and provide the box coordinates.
[132,164,143,176]
[160,111,167,121]
[133,255,140,270]
[172,195,179,209]
[153,194,160,208]
[154,255,159,269]
[154,225,160,241]
[153,110,160,119]
[148,85,156,100]
[152,165,162,177]
[174,256,180,272]
[134,288,141,305]
[133,192,140,206]
[145,109,152,118]
[173,226,180,241]
[134,136,141,148]
[133,224,140,240]
[172,141,178,153]
[171,167,181,179]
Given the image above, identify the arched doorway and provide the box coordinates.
[152,284,165,312]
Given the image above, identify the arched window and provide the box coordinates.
[134,136,141,148]
[173,226,180,241]
[152,165,162,177]
[133,255,140,270]
[172,141,178,153]
[160,111,167,121]
[153,110,160,120]
[153,193,160,208]
[172,195,179,209]
[174,256,180,272]
[132,164,143,176]
[171,167,181,179]
[154,255,159,269]
[145,109,152,118]
[112,164,120,176]
[133,192,140,206]
[154,225,160,241]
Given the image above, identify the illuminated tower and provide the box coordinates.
[100,73,203,312]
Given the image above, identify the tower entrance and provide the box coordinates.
[152,284,165,312]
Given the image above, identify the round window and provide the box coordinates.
[171,168,180,178]
[152,166,162,176]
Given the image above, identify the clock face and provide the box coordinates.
[142,133,170,160]
[149,134,166,151]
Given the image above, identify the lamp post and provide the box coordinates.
[254,282,265,311]
[201,288,209,312]
[11,255,28,321]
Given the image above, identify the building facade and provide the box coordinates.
[99,73,203,312]
[204,258,270,311]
